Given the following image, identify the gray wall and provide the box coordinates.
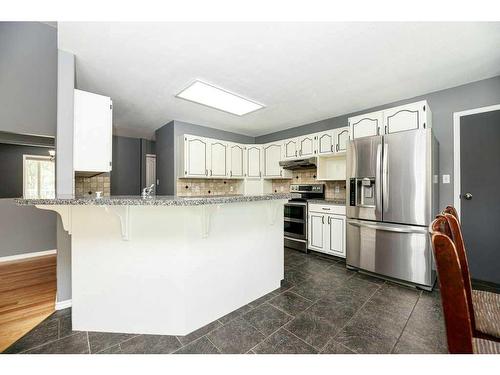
[0,22,57,137]
[155,120,255,195]
[256,75,500,209]
[140,138,156,190]
[0,144,54,198]
[0,22,58,259]
[111,135,142,195]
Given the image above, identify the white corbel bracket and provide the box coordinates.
[103,205,131,241]
[36,205,72,235]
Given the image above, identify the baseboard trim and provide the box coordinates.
[0,249,57,263]
[56,299,72,310]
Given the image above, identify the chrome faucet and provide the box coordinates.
[141,184,155,198]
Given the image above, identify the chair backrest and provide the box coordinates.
[429,227,474,353]
[430,214,452,238]
[443,205,459,221]
[443,212,475,330]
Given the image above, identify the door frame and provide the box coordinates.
[453,104,500,219]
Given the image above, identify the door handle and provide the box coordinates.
[463,192,473,200]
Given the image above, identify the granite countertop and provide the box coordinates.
[14,193,294,207]
[307,199,346,206]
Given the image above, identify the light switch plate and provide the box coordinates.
[433,175,438,184]
[442,174,451,184]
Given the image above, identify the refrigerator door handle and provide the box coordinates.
[382,142,389,213]
[376,143,382,213]
[347,219,428,234]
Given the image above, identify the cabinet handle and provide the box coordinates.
[259,171,262,178]
[295,150,297,157]
[230,171,232,177]
[322,207,331,211]
[322,216,325,224]
[328,216,331,224]
[336,144,339,152]
[205,169,208,176]
[280,170,282,177]
[330,145,333,152]
[210,169,212,176]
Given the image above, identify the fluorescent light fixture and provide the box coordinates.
[176,80,264,116]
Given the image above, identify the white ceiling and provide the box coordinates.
[58,22,500,138]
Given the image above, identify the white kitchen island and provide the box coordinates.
[16,194,291,336]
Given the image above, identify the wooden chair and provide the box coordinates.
[441,210,500,341]
[429,218,500,354]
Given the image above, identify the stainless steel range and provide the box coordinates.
[284,184,325,253]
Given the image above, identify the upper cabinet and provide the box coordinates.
[229,143,245,178]
[298,135,315,157]
[348,111,384,140]
[263,143,282,178]
[283,138,299,160]
[349,100,431,140]
[183,135,209,178]
[317,127,350,155]
[73,89,113,173]
[208,140,229,178]
[246,145,262,178]
[382,101,430,135]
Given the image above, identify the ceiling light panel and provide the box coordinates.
[176,80,264,116]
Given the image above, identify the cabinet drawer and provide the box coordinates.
[308,203,346,215]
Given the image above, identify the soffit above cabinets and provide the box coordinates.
[59,22,500,138]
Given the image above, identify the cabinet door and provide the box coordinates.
[299,135,315,157]
[335,128,349,153]
[308,212,325,251]
[209,141,228,177]
[263,143,282,178]
[327,214,346,258]
[317,131,334,155]
[229,144,245,178]
[73,89,113,172]
[383,101,427,134]
[247,146,262,178]
[283,139,298,159]
[348,111,383,140]
[185,135,208,177]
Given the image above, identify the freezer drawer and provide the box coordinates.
[346,219,435,287]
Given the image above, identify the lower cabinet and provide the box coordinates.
[308,206,346,258]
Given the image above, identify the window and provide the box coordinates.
[23,155,55,199]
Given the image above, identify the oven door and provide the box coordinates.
[284,201,307,240]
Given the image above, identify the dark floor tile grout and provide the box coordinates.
[389,290,422,354]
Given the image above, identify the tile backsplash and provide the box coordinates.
[75,173,111,197]
[177,178,243,196]
[271,168,346,201]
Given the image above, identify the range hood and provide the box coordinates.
[279,157,317,170]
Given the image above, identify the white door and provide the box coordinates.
[263,143,282,178]
[308,213,325,251]
[299,135,315,157]
[247,146,261,178]
[73,89,113,172]
[145,154,156,194]
[317,131,334,155]
[383,101,428,134]
[335,128,349,153]
[209,141,228,177]
[229,144,245,178]
[348,111,383,139]
[185,136,208,177]
[327,214,346,257]
[283,139,298,159]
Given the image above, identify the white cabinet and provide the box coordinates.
[349,101,431,140]
[348,111,384,140]
[262,142,283,178]
[308,203,346,258]
[298,135,316,157]
[382,101,430,134]
[317,127,349,155]
[183,135,209,177]
[73,89,113,172]
[208,140,229,178]
[283,138,299,160]
[246,146,262,178]
[229,143,245,178]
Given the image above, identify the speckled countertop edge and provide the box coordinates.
[307,199,346,206]
[14,193,295,207]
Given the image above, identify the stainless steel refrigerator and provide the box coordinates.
[346,128,439,290]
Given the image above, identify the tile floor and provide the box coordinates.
[2,248,448,354]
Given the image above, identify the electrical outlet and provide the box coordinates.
[335,185,340,193]
[230,186,233,192]
[442,174,451,184]
[280,186,284,192]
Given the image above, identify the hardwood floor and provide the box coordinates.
[0,254,56,352]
